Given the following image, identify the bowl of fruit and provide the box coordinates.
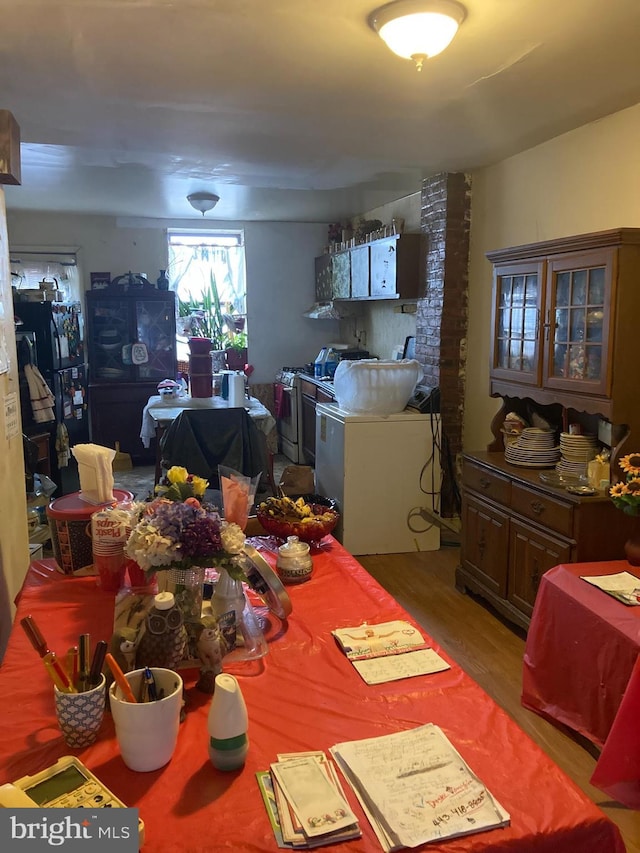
[256,494,339,544]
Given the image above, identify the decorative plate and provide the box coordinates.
[131,342,149,365]
[241,544,292,620]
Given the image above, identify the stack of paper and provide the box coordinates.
[581,571,640,606]
[332,620,450,685]
[330,724,510,851]
[257,751,361,848]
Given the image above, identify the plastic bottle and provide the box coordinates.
[207,673,249,771]
[324,347,340,379]
[314,348,327,378]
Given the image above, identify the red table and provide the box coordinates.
[0,546,625,852]
[522,560,640,809]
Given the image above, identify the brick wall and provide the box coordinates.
[417,172,471,516]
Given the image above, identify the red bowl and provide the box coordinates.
[256,497,339,543]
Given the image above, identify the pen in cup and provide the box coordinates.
[21,615,75,691]
[89,640,108,687]
[78,633,91,692]
[20,615,50,657]
[43,652,77,693]
[66,646,79,687]
[105,653,137,704]
[141,666,157,702]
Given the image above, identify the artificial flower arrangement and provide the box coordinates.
[124,466,247,579]
[609,453,640,516]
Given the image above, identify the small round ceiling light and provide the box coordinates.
[187,192,220,215]
[369,0,466,70]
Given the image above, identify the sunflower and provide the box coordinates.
[618,453,640,476]
[610,482,628,498]
[610,455,640,516]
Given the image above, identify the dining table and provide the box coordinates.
[522,560,640,810]
[0,540,626,852]
[139,393,276,487]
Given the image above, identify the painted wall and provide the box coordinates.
[0,189,30,659]
[6,213,336,384]
[465,102,640,452]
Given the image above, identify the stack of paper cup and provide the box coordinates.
[91,505,131,592]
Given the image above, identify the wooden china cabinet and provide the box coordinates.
[457,229,640,629]
[86,287,176,464]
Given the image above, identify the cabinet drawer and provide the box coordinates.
[300,379,317,399]
[462,460,510,506]
[510,482,573,537]
[317,388,334,404]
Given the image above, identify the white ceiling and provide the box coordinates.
[3,0,640,223]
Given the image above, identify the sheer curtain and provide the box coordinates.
[167,230,246,361]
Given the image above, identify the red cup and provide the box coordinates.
[95,552,126,592]
[125,559,156,590]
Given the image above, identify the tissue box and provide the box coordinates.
[47,490,134,575]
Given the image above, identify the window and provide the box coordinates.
[10,249,81,303]
[167,230,247,362]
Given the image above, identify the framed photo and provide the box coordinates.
[90,272,111,290]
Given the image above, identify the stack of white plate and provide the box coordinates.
[504,428,560,468]
[556,433,599,477]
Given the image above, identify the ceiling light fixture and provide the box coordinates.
[187,192,220,215]
[369,0,466,71]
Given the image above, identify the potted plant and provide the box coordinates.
[225,330,248,370]
[178,272,228,369]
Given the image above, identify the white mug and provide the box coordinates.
[109,668,183,772]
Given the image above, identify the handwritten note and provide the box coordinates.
[331,724,510,849]
[352,648,450,685]
[333,620,428,661]
[581,572,640,606]
[333,620,449,685]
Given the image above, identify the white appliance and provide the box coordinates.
[315,403,442,555]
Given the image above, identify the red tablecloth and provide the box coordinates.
[522,561,640,809]
[0,546,625,852]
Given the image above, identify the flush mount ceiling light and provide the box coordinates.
[369,0,466,71]
[187,192,220,215]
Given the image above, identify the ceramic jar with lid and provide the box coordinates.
[276,535,313,584]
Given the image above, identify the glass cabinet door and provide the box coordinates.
[543,250,612,395]
[88,296,133,382]
[135,297,177,380]
[87,291,176,384]
[491,262,543,386]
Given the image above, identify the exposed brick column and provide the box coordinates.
[417,172,471,517]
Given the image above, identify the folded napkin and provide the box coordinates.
[72,443,116,504]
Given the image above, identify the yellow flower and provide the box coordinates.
[610,482,628,497]
[167,466,189,484]
[190,475,208,497]
[618,453,640,477]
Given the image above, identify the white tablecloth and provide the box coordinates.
[140,394,276,448]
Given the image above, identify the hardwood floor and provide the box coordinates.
[357,545,639,853]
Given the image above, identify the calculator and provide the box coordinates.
[1,756,144,846]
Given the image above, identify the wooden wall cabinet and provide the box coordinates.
[488,228,640,424]
[458,228,640,628]
[314,233,423,302]
[457,452,636,629]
